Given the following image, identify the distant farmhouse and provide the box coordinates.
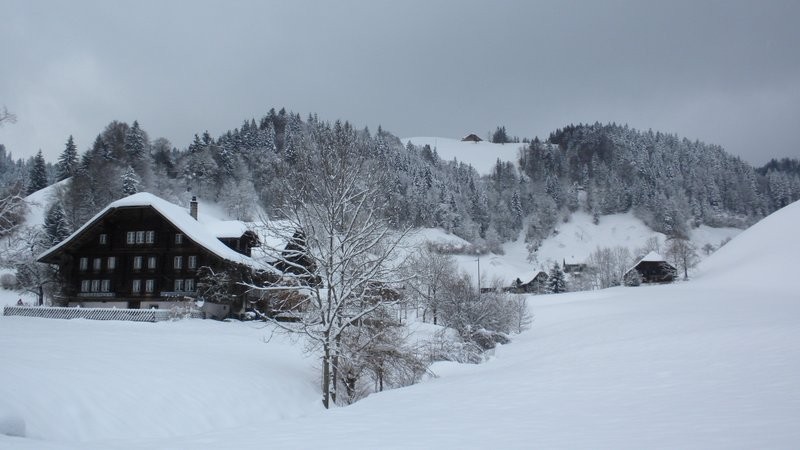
[510,271,549,294]
[461,133,483,143]
[624,252,677,284]
[37,193,287,318]
[562,259,588,274]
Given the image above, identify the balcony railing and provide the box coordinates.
[77,292,116,298]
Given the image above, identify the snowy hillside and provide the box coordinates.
[2,202,798,449]
[403,136,523,174]
[418,211,741,286]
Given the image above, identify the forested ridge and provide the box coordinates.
[2,111,799,256]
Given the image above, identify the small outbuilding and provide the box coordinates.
[625,251,677,284]
[461,133,483,142]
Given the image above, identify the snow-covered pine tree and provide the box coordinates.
[27,150,48,195]
[511,191,523,229]
[56,135,79,181]
[124,120,146,162]
[43,202,71,246]
[121,166,141,195]
[547,262,567,293]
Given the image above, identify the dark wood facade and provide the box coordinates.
[39,205,257,310]
[508,271,549,294]
[627,260,677,284]
[462,133,483,142]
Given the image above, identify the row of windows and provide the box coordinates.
[126,231,156,245]
[130,279,196,293]
[98,232,187,246]
[80,279,111,293]
[131,279,156,294]
[79,257,116,271]
[81,278,196,294]
[79,255,197,271]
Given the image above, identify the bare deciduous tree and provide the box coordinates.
[0,190,27,237]
[666,237,699,280]
[250,121,412,408]
[405,245,457,325]
[0,106,17,127]
[586,246,634,289]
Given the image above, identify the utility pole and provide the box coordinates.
[476,256,481,297]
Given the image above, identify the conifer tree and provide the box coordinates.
[43,203,71,246]
[121,166,141,195]
[125,120,146,161]
[56,135,79,181]
[547,262,567,293]
[511,191,523,229]
[27,150,48,195]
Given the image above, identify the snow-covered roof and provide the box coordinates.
[640,251,666,262]
[203,220,251,239]
[38,192,274,271]
[624,251,674,277]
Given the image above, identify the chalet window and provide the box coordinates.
[188,255,197,270]
[79,257,88,271]
[81,280,90,292]
[133,256,143,270]
[91,280,100,292]
[100,279,110,292]
[128,230,156,245]
[174,256,183,270]
[93,258,102,271]
[174,279,184,291]
[108,257,116,271]
[99,233,108,245]
[145,279,155,293]
[185,278,195,292]
[147,256,157,269]
[175,233,183,245]
[132,279,141,293]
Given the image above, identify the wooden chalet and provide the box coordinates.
[509,271,549,294]
[461,133,483,142]
[37,193,281,318]
[624,251,677,284]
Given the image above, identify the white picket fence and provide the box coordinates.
[2,306,203,322]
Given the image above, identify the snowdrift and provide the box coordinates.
[695,199,800,294]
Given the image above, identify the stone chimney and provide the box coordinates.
[190,196,198,220]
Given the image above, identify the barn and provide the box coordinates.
[461,133,483,142]
[625,252,677,284]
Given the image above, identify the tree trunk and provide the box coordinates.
[322,344,331,409]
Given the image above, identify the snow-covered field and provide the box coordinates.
[403,136,523,174]
[2,200,798,449]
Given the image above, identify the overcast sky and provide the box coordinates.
[2,0,799,165]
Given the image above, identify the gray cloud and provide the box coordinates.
[2,0,799,165]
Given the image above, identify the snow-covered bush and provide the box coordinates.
[0,272,17,289]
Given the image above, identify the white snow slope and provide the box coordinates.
[428,211,740,286]
[403,136,523,174]
[2,200,798,449]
